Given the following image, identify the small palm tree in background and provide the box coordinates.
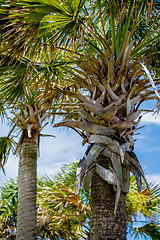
[0,161,160,239]
[0,50,71,239]
[127,176,160,239]
[37,162,90,240]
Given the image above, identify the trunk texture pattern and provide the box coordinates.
[16,133,38,240]
[90,156,127,240]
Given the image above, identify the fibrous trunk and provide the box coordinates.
[16,132,38,240]
[90,155,127,240]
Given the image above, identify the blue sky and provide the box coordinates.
[0,122,87,186]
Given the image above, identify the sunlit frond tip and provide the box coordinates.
[133,220,160,240]
[0,137,15,174]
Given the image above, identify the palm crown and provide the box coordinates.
[50,1,160,213]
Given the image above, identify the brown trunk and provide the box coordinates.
[90,155,127,240]
[16,132,38,240]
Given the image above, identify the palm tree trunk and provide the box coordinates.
[90,155,127,240]
[16,131,38,240]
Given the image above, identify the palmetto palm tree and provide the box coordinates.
[0,0,160,239]
[0,50,71,239]
[37,162,90,240]
[52,2,160,239]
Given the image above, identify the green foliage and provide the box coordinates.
[0,0,87,57]
[0,162,90,239]
[0,51,71,106]
[127,176,160,220]
[0,162,160,239]
[127,175,160,240]
[37,161,90,239]
[0,179,17,239]
[0,137,15,174]
[1,0,159,68]
[133,221,160,240]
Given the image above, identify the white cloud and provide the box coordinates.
[147,174,160,185]
[0,126,86,186]
[38,127,87,176]
[141,112,160,125]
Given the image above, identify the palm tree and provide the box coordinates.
[0,161,160,239]
[52,2,160,239]
[37,162,90,239]
[0,50,71,239]
[0,0,159,239]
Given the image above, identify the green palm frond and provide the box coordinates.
[0,103,7,121]
[0,178,18,216]
[136,221,160,240]
[129,221,160,240]
[127,175,160,239]
[1,0,86,57]
[0,51,72,106]
[37,161,90,239]
[0,136,15,173]
[127,175,160,220]
[2,0,158,61]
